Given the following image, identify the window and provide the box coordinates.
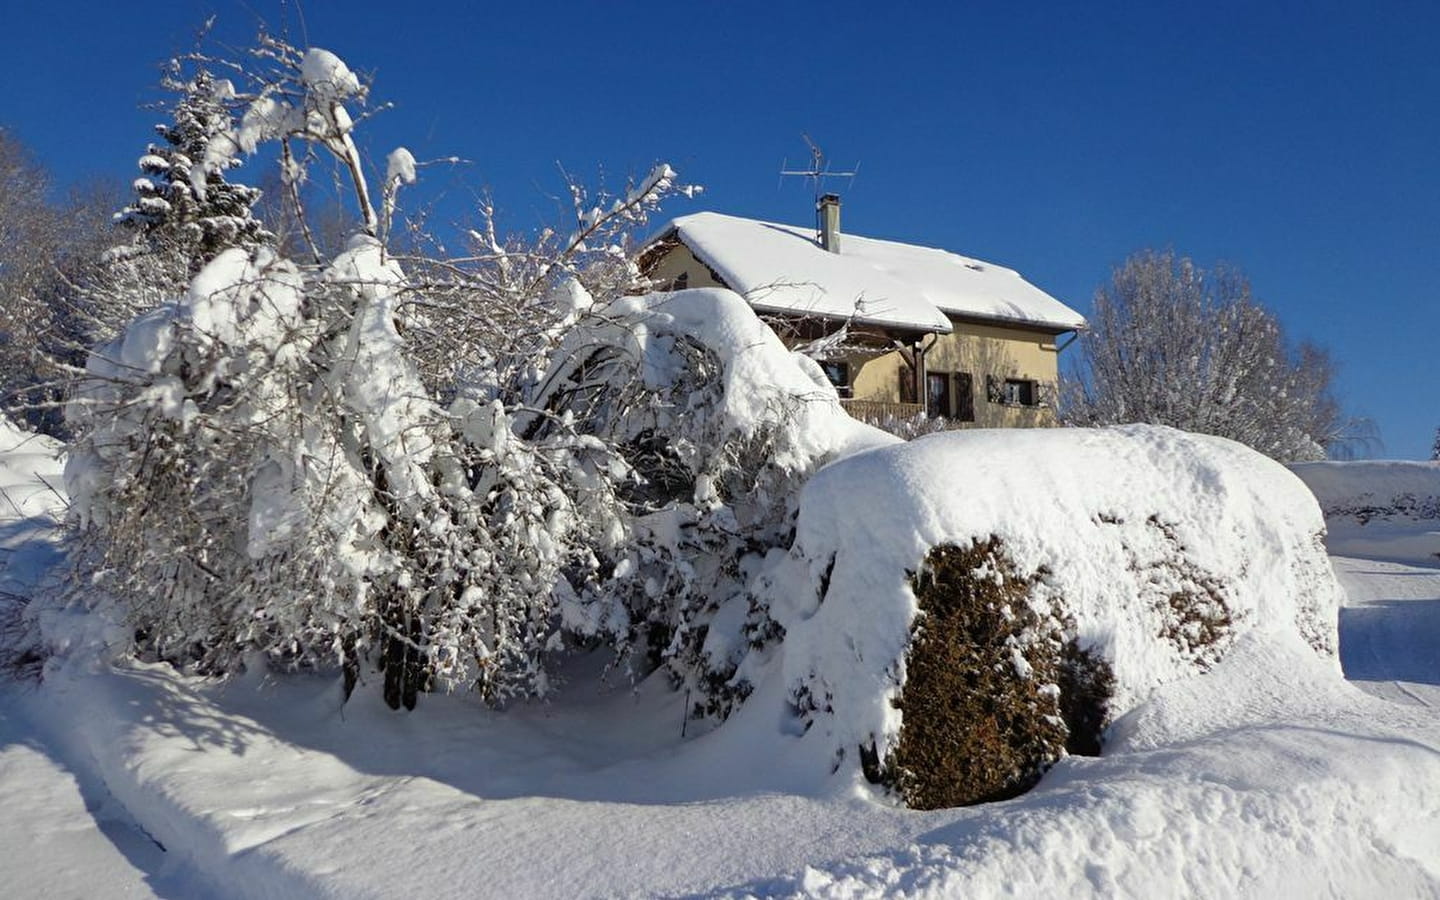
[820,360,852,398]
[926,372,951,418]
[668,271,689,291]
[1002,378,1038,407]
[954,372,975,422]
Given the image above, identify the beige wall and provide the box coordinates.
[643,244,725,291]
[848,320,1063,428]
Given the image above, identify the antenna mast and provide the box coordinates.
[779,134,859,206]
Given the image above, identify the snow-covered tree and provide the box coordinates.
[62,32,705,709]
[117,61,273,268]
[1063,249,1347,462]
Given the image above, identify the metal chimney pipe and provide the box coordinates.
[817,193,841,253]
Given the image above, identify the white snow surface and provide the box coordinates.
[4,419,1440,897]
[658,211,1086,333]
[0,422,62,523]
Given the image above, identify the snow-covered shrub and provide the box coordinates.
[536,287,894,715]
[64,239,431,678]
[763,425,1341,803]
[61,28,926,719]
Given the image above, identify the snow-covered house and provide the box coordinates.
[638,198,1086,427]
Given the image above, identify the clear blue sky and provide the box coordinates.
[4,1,1436,458]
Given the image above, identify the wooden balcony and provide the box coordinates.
[839,399,925,424]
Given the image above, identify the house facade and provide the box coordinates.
[638,198,1085,428]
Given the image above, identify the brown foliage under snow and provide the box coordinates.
[877,538,1113,809]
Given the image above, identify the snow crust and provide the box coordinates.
[660,211,1086,333]
[766,425,1342,767]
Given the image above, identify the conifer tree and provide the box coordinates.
[87,58,276,340]
[117,61,273,271]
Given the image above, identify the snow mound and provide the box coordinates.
[765,425,1342,776]
[716,631,1440,899]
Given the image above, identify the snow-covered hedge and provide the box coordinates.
[1288,460,1440,563]
[762,425,1342,801]
[1289,460,1440,523]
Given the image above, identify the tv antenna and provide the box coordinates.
[779,134,859,203]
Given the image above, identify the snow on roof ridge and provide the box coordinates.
[656,211,1085,333]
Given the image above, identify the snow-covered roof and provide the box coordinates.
[651,211,1086,334]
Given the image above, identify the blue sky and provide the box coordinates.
[4,1,1436,457]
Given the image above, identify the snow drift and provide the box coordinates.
[764,425,1343,789]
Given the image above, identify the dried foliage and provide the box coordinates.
[1096,512,1237,668]
[879,538,1111,809]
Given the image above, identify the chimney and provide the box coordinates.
[817,193,841,253]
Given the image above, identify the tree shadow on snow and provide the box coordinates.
[0,695,200,899]
[1340,600,1440,685]
[105,654,801,807]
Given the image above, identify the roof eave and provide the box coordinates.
[748,302,953,336]
[940,309,1087,335]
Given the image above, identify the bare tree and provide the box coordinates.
[1063,249,1356,462]
[0,130,120,433]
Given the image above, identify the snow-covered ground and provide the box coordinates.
[3,435,1439,898]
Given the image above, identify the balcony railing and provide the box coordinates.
[838,399,925,424]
